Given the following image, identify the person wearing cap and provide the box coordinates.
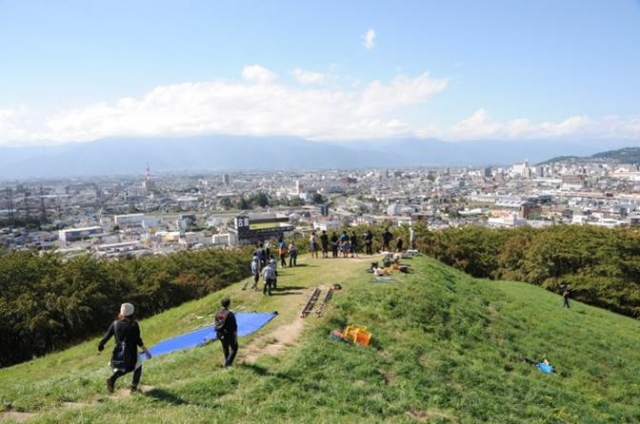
[215,297,238,367]
[98,303,152,394]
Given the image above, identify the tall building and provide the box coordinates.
[222,174,230,185]
[143,164,155,192]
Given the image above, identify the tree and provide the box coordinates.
[237,196,251,210]
[219,197,232,210]
[312,193,325,204]
[251,192,270,208]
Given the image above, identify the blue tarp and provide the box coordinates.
[148,312,277,357]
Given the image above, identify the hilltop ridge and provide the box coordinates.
[538,146,640,165]
[1,255,639,423]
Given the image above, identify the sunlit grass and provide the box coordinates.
[1,255,639,423]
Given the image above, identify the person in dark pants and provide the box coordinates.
[262,261,276,295]
[363,230,373,255]
[381,228,393,252]
[288,242,297,267]
[98,303,152,394]
[278,240,287,267]
[330,232,339,258]
[350,231,359,258]
[320,230,329,258]
[215,297,238,367]
[562,287,571,308]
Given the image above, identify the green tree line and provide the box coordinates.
[411,225,640,318]
[0,247,252,368]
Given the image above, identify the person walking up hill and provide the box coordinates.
[215,297,238,368]
[262,261,277,295]
[562,285,571,308]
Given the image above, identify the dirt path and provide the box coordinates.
[0,411,36,423]
[241,317,307,363]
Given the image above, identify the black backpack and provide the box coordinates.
[215,309,229,334]
[110,321,132,370]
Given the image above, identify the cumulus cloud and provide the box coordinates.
[291,68,326,84]
[449,108,502,139]
[34,69,449,142]
[242,65,276,84]
[0,107,33,142]
[363,29,376,50]
[1,68,640,145]
[448,109,605,140]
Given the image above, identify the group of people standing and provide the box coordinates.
[250,240,299,296]
[308,228,407,258]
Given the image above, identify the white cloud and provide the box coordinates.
[450,108,502,139]
[0,107,33,142]
[357,73,448,116]
[363,29,376,50]
[447,109,627,141]
[291,68,326,85]
[241,65,276,84]
[31,69,449,142]
[1,69,640,145]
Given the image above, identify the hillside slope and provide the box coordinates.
[1,255,639,423]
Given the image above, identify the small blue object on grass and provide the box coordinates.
[536,362,555,374]
[147,312,277,357]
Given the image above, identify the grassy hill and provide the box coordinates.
[1,254,639,423]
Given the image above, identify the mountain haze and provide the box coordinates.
[0,136,635,178]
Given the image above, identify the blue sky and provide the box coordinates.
[1,0,639,145]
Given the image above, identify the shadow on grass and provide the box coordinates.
[238,363,295,382]
[145,388,188,406]
[275,285,306,290]
[269,285,306,296]
[270,290,305,296]
[144,387,222,409]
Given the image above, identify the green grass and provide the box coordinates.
[1,255,639,423]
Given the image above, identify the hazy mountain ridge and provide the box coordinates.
[0,136,635,178]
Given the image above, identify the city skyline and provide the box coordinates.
[1,0,640,146]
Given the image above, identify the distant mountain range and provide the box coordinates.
[0,136,637,179]
[538,147,640,166]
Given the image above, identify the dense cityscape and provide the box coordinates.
[3,154,640,256]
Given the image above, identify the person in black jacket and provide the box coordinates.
[215,297,238,367]
[562,285,571,308]
[381,228,393,252]
[363,230,373,255]
[320,230,329,258]
[98,303,152,394]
